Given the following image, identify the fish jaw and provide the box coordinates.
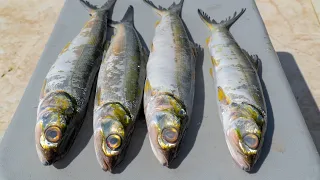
[148,125,174,166]
[93,120,125,171]
[225,116,262,172]
[35,122,56,165]
[35,92,76,165]
[34,114,67,165]
[93,103,131,171]
[94,130,119,172]
[145,99,186,166]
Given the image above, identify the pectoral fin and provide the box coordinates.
[241,49,261,72]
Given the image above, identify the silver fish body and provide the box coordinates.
[198,9,267,171]
[34,0,116,165]
[143,0,198,166]
[93,6,148,171]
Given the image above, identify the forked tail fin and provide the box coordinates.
[143,0,184,16]
[80,0,117,15]
[108,5,135,28]
[198,8,246,31]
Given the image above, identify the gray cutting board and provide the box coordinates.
[0,0,319,179]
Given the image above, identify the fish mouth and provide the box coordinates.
[93,131,120,172]
[148,124,177,166]
[35,122,58,165]
[226,129,253,171]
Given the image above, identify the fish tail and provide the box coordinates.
[121,5,134,23]
[143,0,184,16]
[79,0,116,14]
[197,8,246,31]
[168,0,184,15]
[108,5,134,28]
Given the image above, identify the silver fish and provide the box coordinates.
[143,0,199,166]
[34,0,116,165]
[93,6,148,171]
[198,8,267,171]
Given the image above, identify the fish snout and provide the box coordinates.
[148,123,179,166]
[34,122,60,165]
[226,128,254,171]
[93,130,121,171]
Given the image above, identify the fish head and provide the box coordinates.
[225,103,265,171]
[35,92,76,165]
[93,103,131,171]
[147,94,188,166]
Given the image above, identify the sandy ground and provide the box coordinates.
[0,0,319,141]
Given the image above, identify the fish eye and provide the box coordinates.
[106,134,122,150]
[243,133,259,149]
[44,126,62,143]
[162,127,179,144]
[178,109,186,116]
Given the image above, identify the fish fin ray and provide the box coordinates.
[241,49,261,72]
[219,8,246,29]
[80,0,116,14]
[190,42,202,59]
[168,0,184,16]
[100,0,117,10]
[143,0,167,16]
[197,9,217,31]
[121,5,134,23]
[198,8,246,30]
[209,68,214,79]
[79,0,98,11]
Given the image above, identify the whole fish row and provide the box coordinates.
[34,0,268,173]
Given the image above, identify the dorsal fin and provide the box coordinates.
[241,49,261,72]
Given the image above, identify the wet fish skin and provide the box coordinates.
[34,0,117,165]
[93,6,148,172]
[143,0,198,166]
[198,9,267,171]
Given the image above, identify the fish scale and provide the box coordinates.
[34,0,116,166]
[198,8,267,172]
[93,5,148,171]
[143,0,198,167]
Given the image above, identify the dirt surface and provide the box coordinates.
[0,0,64,139]
[0,0,319,142]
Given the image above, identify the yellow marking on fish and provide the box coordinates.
[144,79,152,94]
[96,87,102,106]
[155,20,160,27]
[151,43,154,52]
[40,79,47,99]
[54,96,71,111]
[151,91,156,96]
[211,56,219,66]
[59,42,71,55]
[218,87,231,105]
[206,37,211,46]
[88,36,97,45]
[209,68,214,78]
